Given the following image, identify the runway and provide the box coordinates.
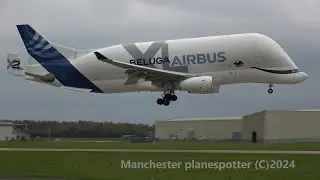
[0,148,319,154]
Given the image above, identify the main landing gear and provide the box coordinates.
[157,91,177,106]
[268,84,273,94]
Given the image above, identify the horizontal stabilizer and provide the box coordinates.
[25,72,55,83]
[6,53,25,76]
[60,86,93,92]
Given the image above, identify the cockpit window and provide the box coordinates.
[292,69,299,73]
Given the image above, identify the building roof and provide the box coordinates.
[0,121,13,126]
[157,108,320,123]
[158,117,242,122]
[294,109,320,111]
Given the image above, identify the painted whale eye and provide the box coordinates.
[234,60,243,67]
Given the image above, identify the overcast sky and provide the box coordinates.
[0,0,319,124]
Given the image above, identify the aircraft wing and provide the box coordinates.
[94,52,196,86]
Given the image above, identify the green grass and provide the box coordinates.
[1,141,320,150]
[0,151,319,180]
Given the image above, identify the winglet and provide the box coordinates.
[94,52,108,60]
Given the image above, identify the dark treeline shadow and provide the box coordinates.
[4,120,154,139]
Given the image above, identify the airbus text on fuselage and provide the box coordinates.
[129,52,226,67]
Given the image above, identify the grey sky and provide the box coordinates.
[0,0,319,124]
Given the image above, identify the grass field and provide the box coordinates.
[1,140,320,150]
[0,151,319,180]
[1,141,319,179]
[0,151,320,180]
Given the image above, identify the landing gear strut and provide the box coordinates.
[268,84,273,94]
[157,91,177,106]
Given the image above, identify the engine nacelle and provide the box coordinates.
[178,76,219,94]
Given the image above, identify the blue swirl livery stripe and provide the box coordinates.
[16,24,103,93]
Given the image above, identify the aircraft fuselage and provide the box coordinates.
[64,33,307,93]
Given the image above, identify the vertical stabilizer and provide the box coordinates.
[16,24,103,92]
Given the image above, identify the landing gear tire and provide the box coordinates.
[164,94,171,100]
[268,84,273,94]
[170,94,177,101]
[157,90,177,106]
[157,98,164,105]
[163,99,170,106]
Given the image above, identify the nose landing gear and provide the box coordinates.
[268,84,273,94]
[157,91,177,106]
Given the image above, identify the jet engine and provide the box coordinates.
[177,76,219,94]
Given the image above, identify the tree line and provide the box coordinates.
[8,120,155,138]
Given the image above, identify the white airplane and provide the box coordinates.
[7,24,308,106]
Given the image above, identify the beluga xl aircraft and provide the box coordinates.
[7,24,308,106]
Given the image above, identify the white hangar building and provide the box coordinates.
[155,117,243,141]
[0,121,14,141]
[155,109,320,142]
[242,109,320,142]
[0,121,29,141]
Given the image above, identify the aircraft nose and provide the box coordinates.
[301,72,308,81]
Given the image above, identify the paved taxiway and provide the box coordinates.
[0,148,319,154]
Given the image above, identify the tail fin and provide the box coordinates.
[16,24,72,63]
[16,24,93,60]
[16,24,103,92]
[6,53,25,76]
